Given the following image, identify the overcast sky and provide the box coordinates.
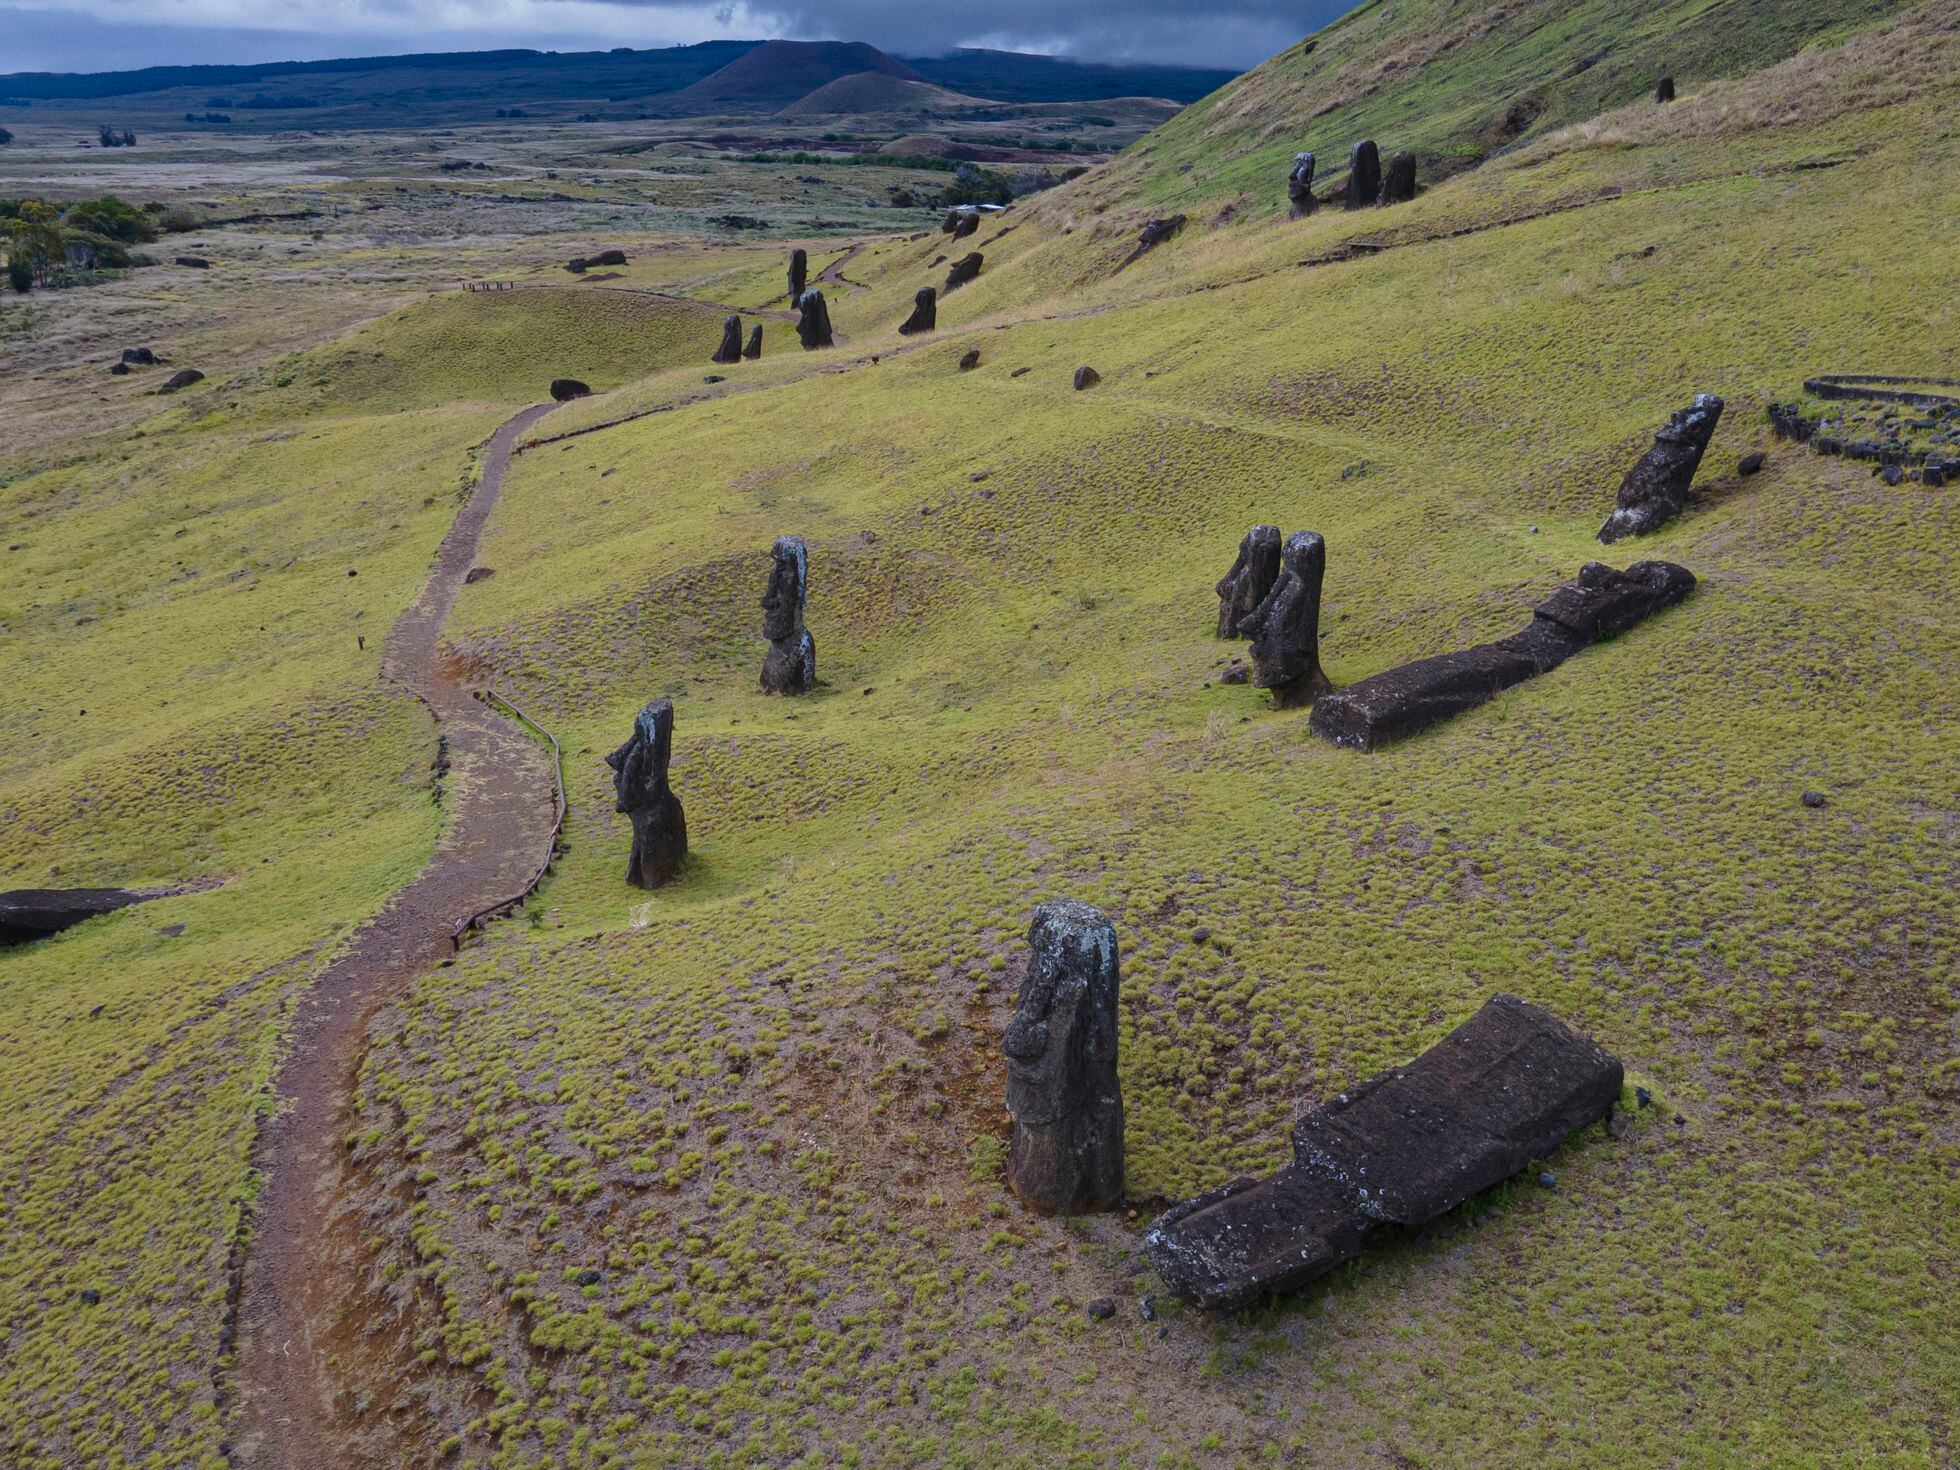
[0,1,1336,76]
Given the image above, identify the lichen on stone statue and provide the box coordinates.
[796,289,833,350]
[760,535,816,695]
[1238,530,1333,708]
[605,698,687,889]
[1287,152,1318,217]
[899,287,937,335]
[1215,524,1283,638]
[712,314,743,365]
[1003,900,1125,1216]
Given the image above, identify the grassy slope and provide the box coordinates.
[345,11,1956,1467]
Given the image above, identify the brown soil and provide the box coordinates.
[230,401,562,1468]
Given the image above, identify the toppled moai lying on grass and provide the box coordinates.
[1309,560,1695,750]
[0,888,157,945]
[1146,995,1622,1310]
[1597,394,1724,543]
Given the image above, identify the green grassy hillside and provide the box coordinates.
[0,3,1955,1467]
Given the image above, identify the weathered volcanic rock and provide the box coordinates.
[941,207,968,234]
[1215,524,1283,638]
[1073,366,1100,390]
[605,699,687,889]
[944,253,983,293]
[1239,530,1332,709]
[787,247,808,303]
[120,347,160,366]
[712,314,743,365]
[1146,995,1622,1310]
[952,211,981,241]
[566,258,588,274]
[1655,76,1676,103]
[1345,140,1382,209]
[743,324,763,360]
[760,535,816,695]
[1004,899,1125,1215]
[1598,394,1724,543]
[109,362,130,376]
[550,378,590,401]
[1287,152,1318,218]
[796,289,833,350]
[175,255,210,269]
[899,287,937,335]
[158,369,204,393]
[1,888,155,945]
[959,349,981,372]
[1309,560,1696,750]
[1378,150,1417,205]
[591,248,628,267]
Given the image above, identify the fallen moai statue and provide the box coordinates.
[899,287,937,335]
[121,347,160,367]
[787,248,808,303]
[1,888,157,945]
[1119,215,1187,270]
[158,369,204,393]
[796,289,833,350]
[591,248,628,267]
[1378,150,1417,205]
[712,314,743,365]
[1309,560,1696,750]
[1215,524,1283,638]
[606,699,687,889]
[1287,152,1318,218]
[743,324,763,360]
[1240,530,1332,709]
[760,535,816,695]
[550,378,590,401]
[944,253,983,293]
[1004,900,1125,1215]
[952,211,981,241]
[1345,140,1382,209]
[1598,394,1724,543]
[1147,994,1622,1310]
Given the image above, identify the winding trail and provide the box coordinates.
[231,402,562,1469]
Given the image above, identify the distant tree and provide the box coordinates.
[5,200,64,287]
[63,195,158,244]
[7,252,32,293]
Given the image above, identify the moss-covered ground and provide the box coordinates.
[1,4,1955,1466]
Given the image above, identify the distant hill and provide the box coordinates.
[670,41,925,111]
[903,48,1237,105]
[777,73,984,117]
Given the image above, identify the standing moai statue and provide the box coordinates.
[1003,900,1124,1215]
[944,253,983,293]
[1215,524,1283,638]
[952,211,980,241]
[1345,140,1382,209]
[1378,150,1417,205]
[1239,530,1333,709]
[1655,76,1676,103]
[743,324,763,360]
[760,535,816,695]
[1287,152,1318,217]
[899,286,937,335]
[712,314,743,365]
[606,699,687,889]
[787,248,808,302]
[941,207,964,234]
[796,290,833,350]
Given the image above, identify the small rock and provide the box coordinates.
[1537,1170,1556,1189]
[1073,366,1100,391]
[464,567,494,585]
[1139,1296,1157,1321]
[1219,664,1249,685]
[79,1289,101,1305]
[971,470,992,483]
[1085,1297,1116,1321]
[574,1268,601,1287]
[703,374,726,384]
[1190,927,1210,944]
[1879,464,1903,486]
[1801,790,1825,808]
[958,349,981,372]
[346,569,358,578]
[1737,451,1767,476]
[1635,1086,1652,1109]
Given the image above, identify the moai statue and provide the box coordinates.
[743,324,763,360]
[1378,150,1417,205]
[1287,151,1318,218]
[899,286,937,335]
[1655,76,1676,103]
[941,207,964,234]
[1345,140,1382,209]
[944,252,983,293]
[1239,530,1332,709]
[1598,393,1725,543]
[952,211,981,241]
[787,247,808,302]
[1215,524,1283,638]
[760,535,816,695]
[1003,900,1124,1215]
[605,699,687,889]
[712,314,743,365]
[796,289,833,350]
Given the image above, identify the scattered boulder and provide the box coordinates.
[1737,451,1767,476]
[1146,995,1622,1310]
[591,248,628,267]
[743,324,763,360]
[796,289,834,350]
[1309,560,1696,750]
[959,349,981,372]
[952,211,981,241]
[550,378,591,401]
[1005,900,1125,1215]
[605,699,687,889]
[1239,531,1332,709]
[1378,150,1417,206]
[788,247,808,302]
[120,347,160,366]
[157,369,204,393]
[1345,140,1382,210]
[712,314,743,365]
[464,566,494,585]
[1,888,156,945]
[109,362,130,376]
[1598,394,1725,543]
[1287,152,1318,218]
[899,286,937,335]
[944,253,983,293]
[1801,790,1826,809]
[566,258,588,274]
[174,255,210,269]
[1655,76,1676,103]
[1072,366,1100,391]
[1215,524,1283,639]
[760,535,816,695]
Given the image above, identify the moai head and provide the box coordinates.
[607,698,675,815]
[1287,152,1317,212]
[1004,900,1121,1130]
[743,323,763,359]
[796,289,833,349]
[1241,530,1331,707]
[1216,524,1284,638]
[1378,150,1417,205]
[713,314,743,364]
[761,535,808,644]
[899,286,937,335]
[1346,140,1382,209]
[788,247,808,300]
